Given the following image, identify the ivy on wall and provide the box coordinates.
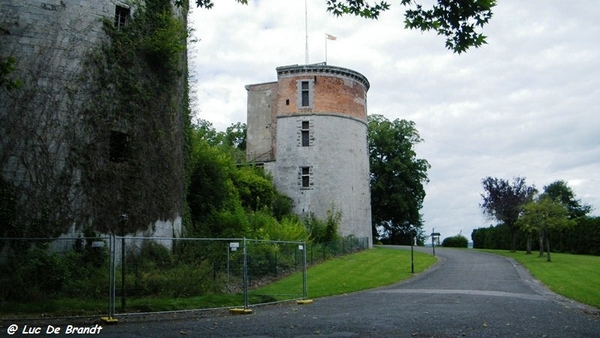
[75,0,189,234]
[0,22,22,91]
[0,0,190,237]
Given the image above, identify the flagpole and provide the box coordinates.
[305,0,308,64]
[325,34,336,64]
[325,34,327,64]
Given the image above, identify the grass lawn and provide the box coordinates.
[481,249,600,309]
[253,246,437,299]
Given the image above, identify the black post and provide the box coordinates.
[432,228,435,257]
[410,232,414,274]
[120,214,128,312]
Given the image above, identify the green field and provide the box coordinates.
[253,246,437,299]
[481,250,600,309]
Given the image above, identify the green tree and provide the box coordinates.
[192,119,246,149]
[187,121,296,238]
[517,195,575,262]
[192,0,496,54]
[192,119,222,146]
[234,166,274,212]
[543,180,592,219]
[530,180,591,256]
[223,122,247,151]
[368,114,430,244]
[480,177,537,252]
[187,128,238,234]
[192,119,246,162]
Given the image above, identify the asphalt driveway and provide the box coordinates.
[51,247,600,337]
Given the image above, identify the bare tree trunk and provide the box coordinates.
[538,229,545,257]
[526,233,532,254]
[511,228,517,252]
[545,229,551,262]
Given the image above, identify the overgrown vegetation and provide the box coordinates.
[0,231,108,307]
[0,234,367,317]
[0,112,359,317]
[0,23,22,91]
[186,119,346,243]
[75,0,189,234]
[0,0,189,237]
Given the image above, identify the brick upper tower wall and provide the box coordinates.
[275,64,369,121]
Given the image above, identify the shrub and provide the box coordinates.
[272,192,293,221]
[139,241,174,269]
[0,242,109,302]
[303,206,341,243]
[442,235,468,248]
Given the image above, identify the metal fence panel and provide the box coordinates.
[245,239,307,306]
[0,236,111,318]
[0,236,368,319]
[114,237,239,314]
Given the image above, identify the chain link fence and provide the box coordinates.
[0,236,112,318]
[0,236,368,320]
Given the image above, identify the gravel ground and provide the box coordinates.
[2,247,599,337]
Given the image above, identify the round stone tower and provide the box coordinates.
[247,64,372,245]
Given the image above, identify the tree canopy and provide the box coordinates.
[480,176,537,252]
[191,0,496,54]
[543,180,592,219]
[516,180,586,261]
[368,114,430,244]
[517,194,575,262]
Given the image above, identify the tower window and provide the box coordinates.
[301,121,310,147]
[301,82,309,106]
[109,131,129,162]
[301,166,311,188]
[115,5,130,29]
[297,80,314,108]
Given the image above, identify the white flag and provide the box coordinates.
[326,33,337,41]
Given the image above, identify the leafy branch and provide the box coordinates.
[192,0,496,53]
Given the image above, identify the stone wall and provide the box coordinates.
[0,0,187,239]
[1,0,119,170]
[274,114,372,241]
[246,81,278,162]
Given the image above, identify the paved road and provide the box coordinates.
[64,247,600,337]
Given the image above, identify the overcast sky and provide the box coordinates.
[188,0,600,241]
